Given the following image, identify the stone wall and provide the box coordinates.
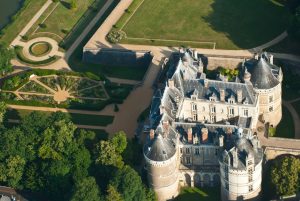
[199,55,247,70]
[264,146,300,161]
[82,48,153,68]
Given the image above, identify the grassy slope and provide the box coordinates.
[274,106,295,138]
[6,108,114,126]
[0,0,47,44]
[120,0,290,49]
[175,187,220,201]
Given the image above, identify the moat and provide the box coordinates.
[0,0,23,30]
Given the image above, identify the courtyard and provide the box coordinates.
[114,0,290,49]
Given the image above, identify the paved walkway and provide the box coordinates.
[10,0,53,47]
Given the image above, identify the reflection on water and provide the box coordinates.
[0,0,23,30]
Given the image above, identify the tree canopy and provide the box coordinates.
[0,44,14,76]
[270,156,300,196]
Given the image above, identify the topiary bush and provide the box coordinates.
[106,30,126,43]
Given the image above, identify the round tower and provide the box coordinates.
[219,137,263,201]
[245,54,282,127]
[144,133,179,201]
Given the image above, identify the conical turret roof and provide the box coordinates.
[249,56,279,89]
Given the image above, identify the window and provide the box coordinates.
[244,109,249,117]
[186,157,191,164]
[248,174,253,182]
[228,98,234,104]
[229,108,234,115]
[210,97,216,102]
[225,172,228,181]
[249,185,253,192]
[215,149,218,155]
[195,148,200,155]
[186,148,190,154]
[210,115,216,123]
[180,148,183,154]
[193,114,198,121]
[269,96,273,103]
[210,106,216,113]
[225,182,229,190]
[192,103,197,111]
[269,106,273,112]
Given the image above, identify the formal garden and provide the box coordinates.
[0,69,133,110]
[109,0,290,49]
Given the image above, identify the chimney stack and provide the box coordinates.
[163,121,169,133]
[237,89,243,103]
[243,69,251,82]
[220,88,225,102]
[219,135,224,147]
[187,128,193,144]
[201,128,209,143]
[194,50,198,60]
[149,129,155,140]
[160,105,165,114]
[168,79,174,89]
[269,54,274,64]
[204,79,208,88]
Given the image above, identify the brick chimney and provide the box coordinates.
[220,88,225,102]
[237,89,243,103]
[201,128,208,143]
[149,129,155,140]
[187,128,193,144]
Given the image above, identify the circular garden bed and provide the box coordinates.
[29,42,52,57]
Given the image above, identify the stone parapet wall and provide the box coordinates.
[264,146,300,161]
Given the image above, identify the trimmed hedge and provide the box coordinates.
[15,46,59,66]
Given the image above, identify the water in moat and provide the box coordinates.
[0,0,23,30]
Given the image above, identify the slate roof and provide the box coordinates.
[245,55,280,89]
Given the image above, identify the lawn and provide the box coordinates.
[0,0,47,44]
[115,0,290,49]
[175,187,220,201]
[5,109,114,126]
[66,0,149,81]
[274,106,295,138]
[26,0,106,49]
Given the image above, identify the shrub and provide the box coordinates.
[61,29,69,34]
[39,23,47,29]
[269,126,276,137]
[106,30,126,43]
[21,35,29,41]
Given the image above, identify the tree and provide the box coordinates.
[70,177,102,201]
[289,6,300,41]
[110,131,127,154]
[5,155,26,188]
[106,185,123,201]
[69,0,77,10]
[0,102,6,123]
[271,156,300,196]
[110,165,146,201]
[95,141,124,168]
[0,44,14,76]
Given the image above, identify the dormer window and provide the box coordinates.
[191,95,197,100]
[243,98,249,105]
[210,97,216,102]
[228,97,235,104]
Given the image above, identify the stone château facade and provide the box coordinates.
[143,49,283,201]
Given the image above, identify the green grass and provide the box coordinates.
[274,106,295,138]
[0,0,47,44]
[115,0,290,49]
[5,109,114,126]
[175,187,220,201]
[29,42,52,56]
[67,0,149,81]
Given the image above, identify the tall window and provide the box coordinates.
[195,148,200,155]
[269,95,273,103]
[211,106,216,113]
[229,108,234,116]
[193,114,198,121]
[269,106,273,112]
[244,109,249,117]
[210,115,216,123]
[249,185,253,192]
[180,148,183,154]
[186,148,190,154]
[192,103,197,111]
[186,157,191,164]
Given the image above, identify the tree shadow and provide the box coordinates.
[60,0,71,10]
[203,0,290,49]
